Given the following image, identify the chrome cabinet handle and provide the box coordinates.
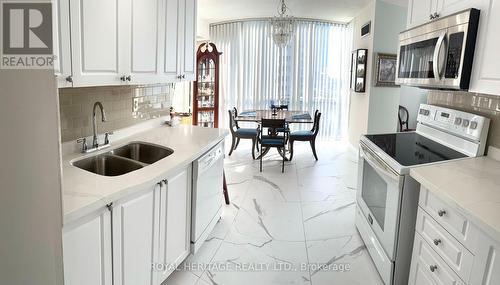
[433,239,442,246]
[438,209,446,217]
[429,265,438,272]
[66,76,73,83]
[126,75,131,81]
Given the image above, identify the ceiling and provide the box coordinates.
[198,0,408,24]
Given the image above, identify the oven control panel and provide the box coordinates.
[417,104,490,142]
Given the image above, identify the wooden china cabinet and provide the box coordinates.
[193,43,222,128]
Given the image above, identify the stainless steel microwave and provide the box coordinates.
[396,9,480,90]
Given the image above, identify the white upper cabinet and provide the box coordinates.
[407,0,480,28]
[63,208,113,285]
[61,0,196,87]
[180,0,197,81]
[437,0,481,16]
[121,0,163,85]
[469,0,500,95]
[407,0,438,28]
[69,0,124,87]
[161,0,181,81]
[161,0,197,82]
[53,0,72,87]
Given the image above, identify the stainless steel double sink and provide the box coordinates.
[72,142,174,176]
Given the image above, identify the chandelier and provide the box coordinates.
[270,0,295,47]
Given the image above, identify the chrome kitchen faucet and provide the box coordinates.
[77,101,112,153]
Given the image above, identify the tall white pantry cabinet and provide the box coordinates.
[54,0,197,87]
[406,0,500,96]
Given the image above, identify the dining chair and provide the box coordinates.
[398,105,415,132]
[259,118,288,173]
[228,109,259,159]
[289,110,321,161]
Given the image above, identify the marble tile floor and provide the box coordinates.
[162,139,383,285]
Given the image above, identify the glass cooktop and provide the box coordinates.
[364,132,467,166]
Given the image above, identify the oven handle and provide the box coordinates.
[359,142,400,182]
[433,31,447,80]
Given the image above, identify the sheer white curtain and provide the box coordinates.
[210,19,351,139]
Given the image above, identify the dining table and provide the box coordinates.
[234,110,314,124]
[234,110,314,160]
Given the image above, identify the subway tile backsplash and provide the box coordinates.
[59,84,174,142]
[427,90,500,149]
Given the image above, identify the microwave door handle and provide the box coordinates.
[433,32,447,80]
[360,143,399,182]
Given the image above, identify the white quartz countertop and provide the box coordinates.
[410,157,500,242]
[62,125,228,225]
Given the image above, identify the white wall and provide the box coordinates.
[347,0,408,147]
[368,0,407,134]
[347,1,375,146]
[0,70,64,285]
[399,86,428,129]
[197,17,210,41]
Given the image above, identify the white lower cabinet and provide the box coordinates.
[156,166,192,284]
[409,233,466,285]
[62,208,113,285]
[409,186,500,285]
[112,185,160,285]
[469,235,500,285]
[63,166,193,285]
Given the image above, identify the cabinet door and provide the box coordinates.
[53,0,72,88]
[121,0,163,85]
[179,0,197,81]
[469,0,500,95]
[69,0,124,87]
[63,208,112,285]
[112,186,160,285]
[469,233,500,285]
[156,167,191,284]
[407,0,437,28]
[437,0,481,17]
[160,0,181,82]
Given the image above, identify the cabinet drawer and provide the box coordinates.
[416,208,474,282]
[419,186,479,250]
[409,233,466,285]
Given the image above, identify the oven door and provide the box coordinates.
[356,142,404,260]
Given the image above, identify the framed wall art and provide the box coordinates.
[374,53,398,87]
[351,49,367,93]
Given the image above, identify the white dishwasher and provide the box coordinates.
[191,141,224,253]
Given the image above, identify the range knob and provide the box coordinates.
[462,119,470,127]
[454,117,462,125]
[470,121,478,130]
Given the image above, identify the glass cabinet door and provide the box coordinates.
[193,43,220,128]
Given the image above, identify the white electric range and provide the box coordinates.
[355,104,490,285]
